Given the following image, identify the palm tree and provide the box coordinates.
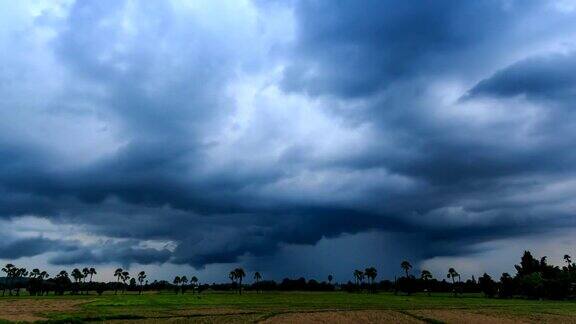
[39,270,49,295]
[7,267,27,296]
[138,271,147,295]
[364,267,377,293]
[181,276,188,294]
[327,274,333,285]
[353,270,364,291]
[89,268,97,282]
[71,268,82,278]
[57,270,69,279]
[190,276,198,294]
[30,268,40,279]
[28,268,41,296]
[420,270,433,296]
[16,268,28,295]
[253,272,262,293]
[564,254,572,269]
[87,267,97,294]
[447,267,459,296]
[56,270,69,295]
[173,276,181,294]
[121,271,130,294]
[82,268,90,294]
[228,271,237,293]
[71,268,83,295]
[114,268,123,295]
[2,264,15,296]
[401,261,412,278]
[233,268,246,295]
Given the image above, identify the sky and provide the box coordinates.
[1,0,576,284]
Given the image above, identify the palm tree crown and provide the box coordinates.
[229,268,246,294]
[353,269,364,285]
[364,267,377,283]
[401,261,412,278]
[89,268,97,282]
[447,268,459,283]
[71,268,83,283]
[233,268,246,280]
[420,270,432,281]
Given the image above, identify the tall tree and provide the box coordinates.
[82,268,90,294]
[30,268,40,279]
[327,274,333,285]
[228,271,236,284]
[114,268,123,295]
[401,261,412,278]
[478,273,497,298]
[447,267,459,296]
[121,271,130,294]
[515,251,540,276]
[1,264,15,296]
[420,270,433,296]
[190,276,198,294]
[71,268,83,295]
[28,268,42,296]
[173,276,181,294]
[499,272,514,298]
[13,268,27,296]
[564,254,572,270]
[364,267,377,293]
[88,268,98,283]
[56,270,69,295]
[353,270,364,291]
[138,271,147,295]
[253,272,262,293]
[233,268,246,295]
[181,276,188,294]
[39,270,49,296]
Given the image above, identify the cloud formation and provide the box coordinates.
[467,53,576,100]
[1,0,576,279]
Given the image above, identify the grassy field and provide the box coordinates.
[1,291,576,323]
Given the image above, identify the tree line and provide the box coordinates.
[1,250,575,299]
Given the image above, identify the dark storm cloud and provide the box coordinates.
[0,238,74,260]
[467,52,576,100]
[48,240,172,266]
[1,0,576,277]
[281,0,541,97]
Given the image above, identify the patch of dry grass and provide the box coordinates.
[0,298,86,322]
[409,309,576,324]
[261,310,422,323]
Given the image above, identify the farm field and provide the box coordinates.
[1,292,576,323]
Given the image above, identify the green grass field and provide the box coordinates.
[1,291,576,323]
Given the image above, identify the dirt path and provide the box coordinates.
[409,309,524,324]
[261,309,576,324]
[0,298,86,322]
[408,309,576,324]
[260,310,422,323]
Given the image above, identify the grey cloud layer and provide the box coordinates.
[1,0,576,273]
[468,52,576,100]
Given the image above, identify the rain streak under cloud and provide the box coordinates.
[2,0,576,281]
